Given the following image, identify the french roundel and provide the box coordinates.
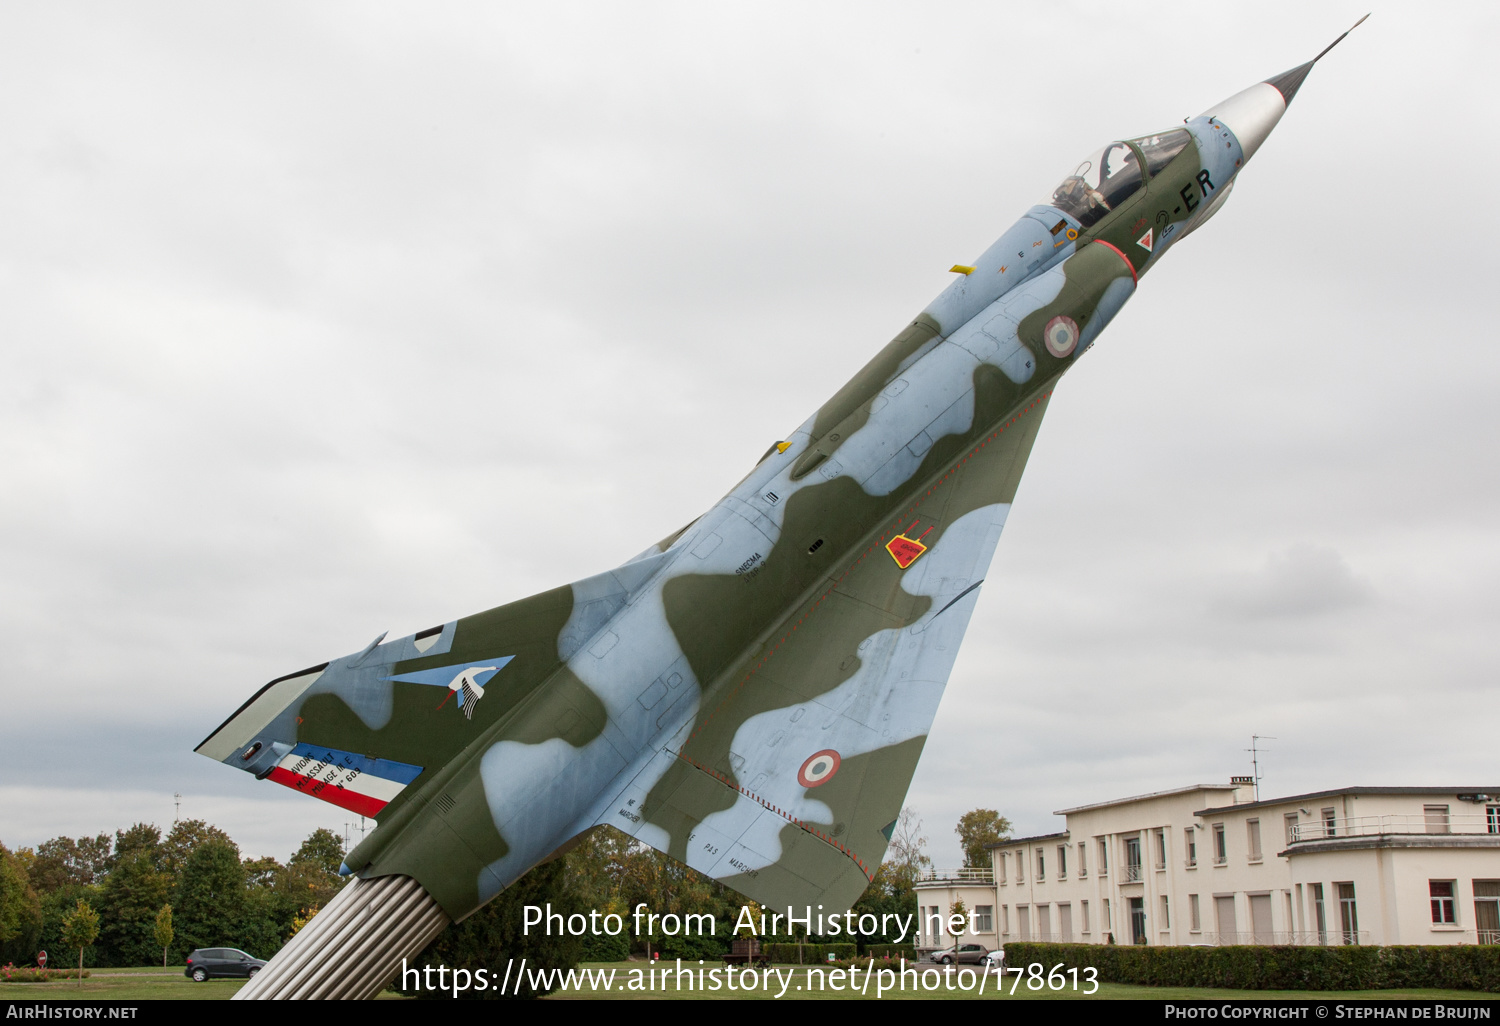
[1043,315,1079,358]
[797,750,841,788]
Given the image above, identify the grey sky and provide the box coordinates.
[1,3,1495,872]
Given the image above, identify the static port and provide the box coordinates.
[807,539,824,554]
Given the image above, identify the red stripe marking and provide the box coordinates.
[267,767,387,818]
[1091,239,1137,283]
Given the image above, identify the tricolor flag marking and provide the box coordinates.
[265,743,423,818]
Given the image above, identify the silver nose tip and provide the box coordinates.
[1200,14,1367,165]
[1265,60,1316,106]
[1201,82,1287,164]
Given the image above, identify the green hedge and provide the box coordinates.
[1000,942,1500,993]
[765,942,858,964]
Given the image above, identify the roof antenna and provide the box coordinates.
[1245,735,1276,802]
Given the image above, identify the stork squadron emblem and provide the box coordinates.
[383,655,515,721]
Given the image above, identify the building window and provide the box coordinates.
[1189,894,1201,932]
[1215,895,1238,937]
[1338,882,1359,944]
[1247,819,1262,862]
[1079,842,1087,877]
[1081,900,1090,934]
[1018,906,1031,942]
[1001,905,1010,936]
[1213,824,1227,865]
[1124,836,1143,882]
[1129,897,1147,945]
[1098,838,1110,876]
[1160,895,1171,930]
[1058,844,1068,879]
[1155,828,1167,870]
[1036,848,1045,881]
[1311,883,1328,946]
[1284,812,1300,846]
[1016,850,1024,884]
[1474,882,1499,945]
[997,852,1007,884]
[1322,807,1337,838]
[1104,898,1112,930]
[1430,882,1457,925]
[1425,805,1451,835]
[975,905,994,932]
[1185,827,1197,868]
[1488,806,1499,834]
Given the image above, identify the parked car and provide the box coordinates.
[929,943,988,965]
[184,948,266,981]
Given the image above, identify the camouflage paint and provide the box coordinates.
[197,68,1305,923]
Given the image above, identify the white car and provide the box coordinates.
[980,947,1006,970]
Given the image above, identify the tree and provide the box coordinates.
[282,829,345,914]
[0,843,43,964]
[159,820,232,880]
[849,862,914,948]
[28,835,113,893]
[884,807,931,891]
[173,837,243,953]
[241,856,282,891]
[289,904,319,937]
[97,849,168,966]
[38,884,99,965]
[289,829,344,877]
[154,905,173,969]
[947,898,968,954]
[955,809,1012,869]
[113,824,162,869]
[60,898,99,981]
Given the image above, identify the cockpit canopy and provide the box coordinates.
[1049,129,1192,230]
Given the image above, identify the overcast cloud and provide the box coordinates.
[1,2,1496,870]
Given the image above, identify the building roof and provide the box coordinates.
[1052,783,1240,816]
[1196,786,1500,816]
[986,830,1067,849]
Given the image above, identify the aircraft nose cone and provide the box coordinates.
[1265,60,1316,107]
[1200,79,1289,164]
[1207,16,1366,165]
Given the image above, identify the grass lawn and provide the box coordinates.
[0,966,245,1001]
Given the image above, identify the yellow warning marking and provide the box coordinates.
[775,441,792,453]
[949,265,976,275]
[885,534,928,569]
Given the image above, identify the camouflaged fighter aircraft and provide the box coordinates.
[207,21,1363,1000]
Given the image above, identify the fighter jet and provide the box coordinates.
[208,21,1364,999]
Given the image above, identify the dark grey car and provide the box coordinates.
[184,947,266,981]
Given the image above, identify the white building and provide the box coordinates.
[914,780,1500,954]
